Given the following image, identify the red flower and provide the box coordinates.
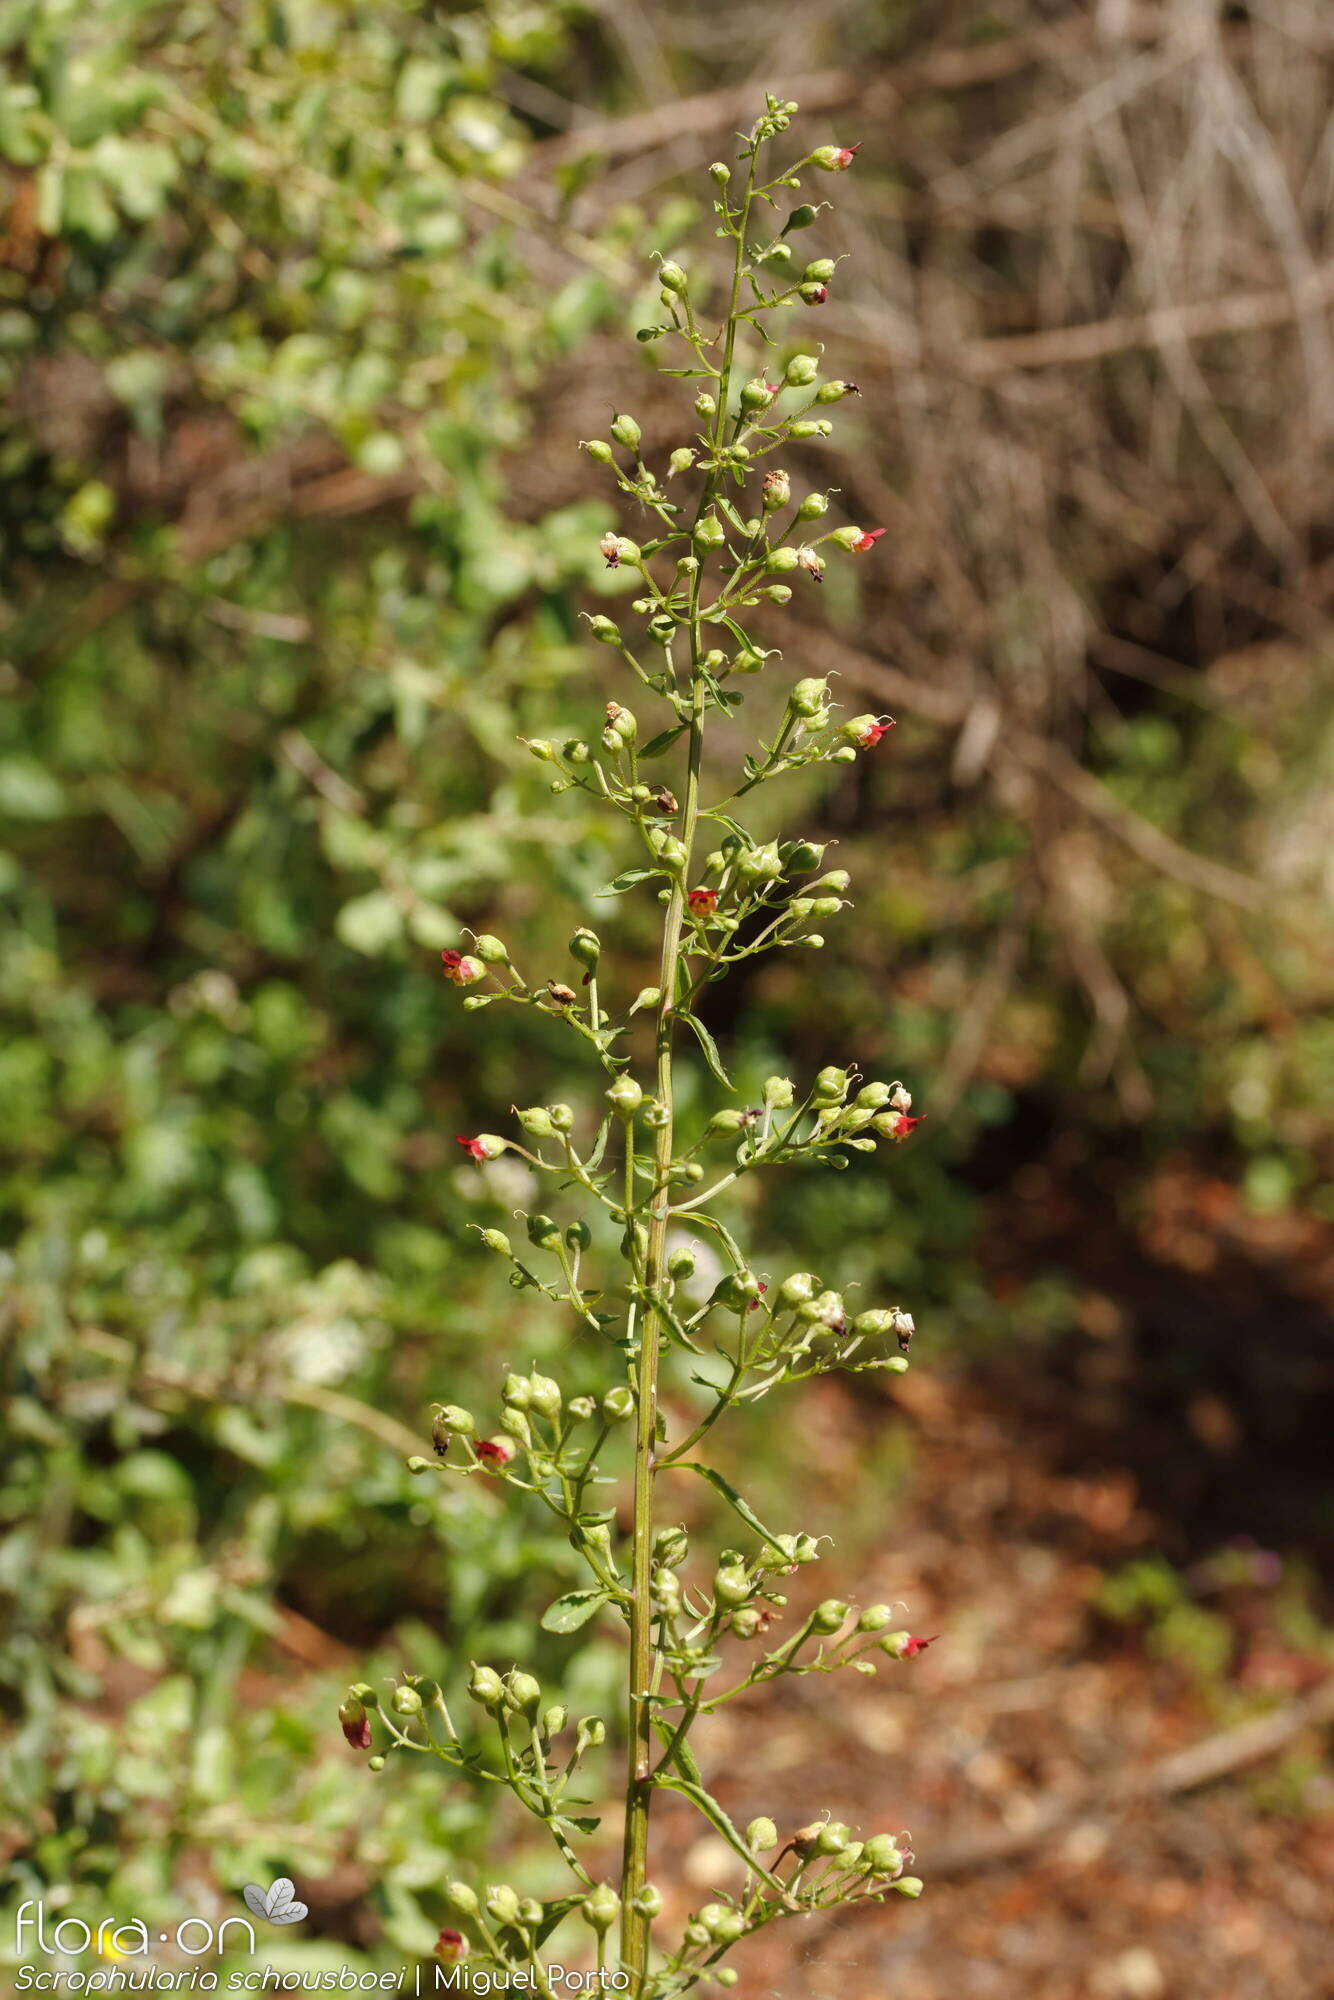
[441,949,484,987]
[901,1634,938,1658]
[831,144,862,170]
[456,1133,504,1162]
[802,284,828,306]
[338,1702,371,1750]
[475,1437,516,1472]
[434,1931,469,1964]
[855,719,895,748]
[887,1112,925,1142]
[852,528,886,554]
[688,887,718,914]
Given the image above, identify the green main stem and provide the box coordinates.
[619,157,756,1992]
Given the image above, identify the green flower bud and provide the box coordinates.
[784,203,818,230]
[861,1836,901,1877]
[445,1883,479,1918]
[576,1715,606,1755]
[569,927,601,968]
[709,1910,746,1944]
[567,1394,596,1421]
[894,1876,925,1899]
[667,1246,696,1280]
[803,259,836,283]
[709,161,731,184]
[764,584,793,603]
[766,545,799,572]
[695,392,717,418]
[693,513,726,548]
[517,1106,556,1139]
[705,1108,754,1137]
[499,1407,531,1445]
[796,491,828,520]
[654,1523,690,1565]
[606,1075,644,1118]
[391,1683,423,1716]
[816,1820,850,1854]
[580,1884,620,1934]
[583,440,614,463]
[764,1075,795,1108]
[651,1568,682,1615]
[526,1215,562,1251]
[857,1603,894,1632]
[502,1371,533,1409]
[717,1973,739,1990]
[587,615,620,647]
[730,1605,762,1639]
[528,1373,561,1419]
[809,869,851,894]
[484,1884,521,1926]
[603,1385,635,1422]
[668,447,695,476]
[610,413,642,449]
[433,1401,475,1438]
[735,840,782,884]
[468,1664,504,1710]
[762,468,791,510]
[789,676,829,717]
[816,379,858,403]
[746,1816,780,1853]
[713,1566,752,1607]
[629,985,661,1015]
[812,1064,850,1105]
[777,1271,818,1308]
[740,377,775,411]
[367,1754,385,1771]
[632,1885,663,1918]
[658,261,687,293]
[525,738,556,761]
[784,352,819,387]
[812,1599,849,1633]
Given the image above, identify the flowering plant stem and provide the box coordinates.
[346,97,932,1997]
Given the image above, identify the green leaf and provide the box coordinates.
[677,1461,791,1559]
[638,724,688,759]
[675,1010,732,1089]
[540,1589,609,1634]
[653,1775,790,1897]
[597,867,663,897]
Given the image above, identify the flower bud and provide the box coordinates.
[709,160,731,183]
[391,1683,423,1716]
[576,1715,606,1755]
[604,701,637,743]
[470,934,509,965]
[705,1108,754,1137]
[740,377,776,411]
[762,468,791,511]
[603,1385,635,1422]
[434,1929,469,1965]
[502,1371,532,1409]
[816,379,859,403]
[735,840,782,884]
[816,1821,850,1854]
[659,261,687,293]
[607,1075,644,1118]
[541,1703,568,1739]
[505,1671,542,1716]
[730,1605,762,1639]
[629,985,661,1015]
[693,513,726,548]
[784,203,818,230]
[339,1698,371,1750]
[713,1565,752,1607]
[765,545,799,573]
[528,1373,561,1419]
[788,676,829,718]
[668,447,695,476]
[583,440,614,463]
[776,1271,817,1309]
[784,352,819,386]
[569,927,601,968]
[484,1884,521,1926]
[894,1876,925,1898]
[445,1882,479,1918]
[803,259,836,283]
[367,1754,385,1771]
[468,1664,504,1710]
[499,1406,531,1445]
[580,1884,620,1934]
[653,1523,690,1567]
[526,1214,562,1251]
[610,413,642,449]
[517,1105,556,1138]
[812,1599,849,1633]
[857,1604,894,1633]
[763,1075,795,1109]
[796,492,829,521]
[587,614,620,645]
[652,1568,682,1616]
[694,392,717,418]
[812,1066,850,1108]
[567,1394,595,1421]
[746,1816,779,1853]
[633,1885,663,1918]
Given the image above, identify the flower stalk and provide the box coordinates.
[345,96,932,1997]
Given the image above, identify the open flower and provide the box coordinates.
[600,531,622,567]
[813,142,863,171]
[844,715,895,748]
[688,887,718,914]
[441,949,484,987]
[885,1112,925,1141]
[852,528,886,553]
[434,1932,469,1964]
[456,1133,506,1162]
[475,1437,516,1472]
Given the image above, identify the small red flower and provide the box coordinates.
[749,1280,769,1313]
[441,949,484,987]
[688,887,718,914]
[475,1437,516,1472]
[832,144,862,170]
[852,528,886,554]
[338,1705,371,1750]
[802,284,828,306]
[887,1112,925,1141]
[901,1634,938,1658]
[456,1133,505,1162]
[434,1931,469,1964]
[855,719,896,748]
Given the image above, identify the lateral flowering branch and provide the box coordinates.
[343,95,932,1999]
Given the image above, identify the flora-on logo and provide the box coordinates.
[241,1879,307,1926]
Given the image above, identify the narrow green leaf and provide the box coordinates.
[639,723,688,759]
[597,867,663,897]
[677,1461,791,1558]
[675,1010,733,1088]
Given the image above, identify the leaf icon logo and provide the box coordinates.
[242,1879,309,1925]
